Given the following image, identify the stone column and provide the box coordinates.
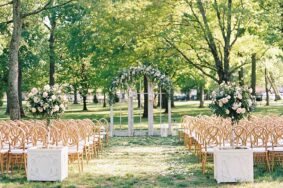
[110,105,114,137]
[148,81,154,136]
[128,88,134,136]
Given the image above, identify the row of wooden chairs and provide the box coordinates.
[180,115,283,173]
[0,118,110,175]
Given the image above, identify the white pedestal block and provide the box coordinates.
[214,147,253,183]
[27,146,68,182]
[160,124,169,137]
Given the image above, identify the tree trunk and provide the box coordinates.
[238,67,244,86]
[103,92,106,107]
[171,89,175,108]
[143,75,148,118]
[73,85,78,104]
[5,91,10,115]
[18,57,25,116]
[251,54,256,95]
[93,93,98,103]
[8,0,22,120]
[222,0,232,83]
[161,89,168,113]
[265,67,269,106]
[82,95,88,111]
[137,85,141,108]
[267,73,282,101]
[49,14,56,86]
[199,84,204,108]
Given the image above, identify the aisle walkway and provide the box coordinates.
[66,137,214,187]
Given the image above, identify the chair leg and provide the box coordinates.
[7,154,11,174]
[24,154,27,176]
[202,153,207,174]
[81,153,84,172]
[0,155,3,174]
[77,154,81,173]
[266,152,271,172]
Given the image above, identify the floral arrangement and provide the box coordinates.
[27,84,68,119]
[209,83,255,123]
[109,65,172,104]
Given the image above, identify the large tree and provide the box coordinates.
[0,0,73,119]
[165,0,249,84]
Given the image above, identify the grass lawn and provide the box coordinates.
[1,137,283,188]
[1,100,283,129]
[0,101,283,187]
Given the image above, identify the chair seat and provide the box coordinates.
[100,132,107,136]
[89,137,100,142]
[68,146,83,154]
[9,149,27,154]
[0,149,8,154]
[252,147,267,153]
[81,142,89,147]
[268,147,283,152]
[94,135,104,139]
[201,147,214,154]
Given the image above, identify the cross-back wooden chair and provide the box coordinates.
[269,126,283,171]
[200,125,222,174]
[7,126,27,175]
[248,126,270,170]
[62,126,84,173]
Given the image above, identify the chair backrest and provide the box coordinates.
[248,126,269,148]
[203,126,222,150]
[62,126,80,150]
[9,126,26,150]
[232,125,248,147]
[271,126,283,148]
[30,125,48,147]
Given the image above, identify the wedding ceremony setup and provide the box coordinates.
[0,0,283,187]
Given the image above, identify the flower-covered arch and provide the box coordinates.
[109,65,172,104]
[108,65,173,137]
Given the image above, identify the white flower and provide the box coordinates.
[43,103,49,109]
[62,95,68,102]
[232,103,239,110]
[31,88,38,94]
[60,104,65,110]
[226,95,231,99]
[44,85,51,91]
[43,92,48,98]
[248,99,252,107]
[237,94,243,100]
[54,105,60,112]
[219,101,223,107]
[236,108,242,114]
[225,109,230,114]
[53,84,59,89]
[31,108,37,113]
[241,108,246,114]
[221,98,229,104]
[38,107,43,112]
[28,92,34,98]
[249,88,253,93]
[33,97,40,103]
[51,95,57,100]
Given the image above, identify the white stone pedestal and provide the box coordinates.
[214,147,253,183]
[27,146,68,182]
[160,124,169,137]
